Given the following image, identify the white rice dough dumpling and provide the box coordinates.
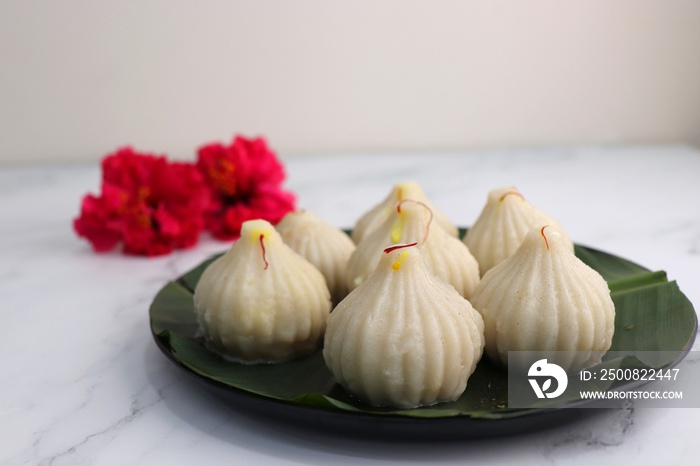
[324,243,484,408]
[193,219,332,364]
[470,225,615,372]
[352,181,458,244]
[276,210,356,304]
[464,187,574,275]
[346,200,480,299]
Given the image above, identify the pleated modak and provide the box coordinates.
[324,243,485,408]
[346,200,480,299]
[193,219,332,364]
[275,210,356,304]
[464,187,573,275]
[470,225,615,372]
[352,181,458,244]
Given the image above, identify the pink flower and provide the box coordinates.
[74,147,208,256]
[197,136,296,240]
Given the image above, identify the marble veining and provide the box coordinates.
[1,144,699,465]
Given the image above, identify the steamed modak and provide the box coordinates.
[276,210,356,304]
[346,200,480,299]
[464,187,573,275]
[469,225,615,372]
[193,219,332,364]
[352,181,458,244]
[324,244,484,408]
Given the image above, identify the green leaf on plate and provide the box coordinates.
[574,245,651,282]
[149,241,697,419]
[607,270,668,294]
[149,282,199,337]
[609,279,696,352]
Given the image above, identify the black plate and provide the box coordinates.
[149,238,697,440]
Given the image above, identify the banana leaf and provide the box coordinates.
[150,238,697,420]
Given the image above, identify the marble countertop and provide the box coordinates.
[2,145,699,465]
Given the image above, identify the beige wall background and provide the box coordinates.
[2,0,700,164]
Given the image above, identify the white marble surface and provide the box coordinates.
[2,145,699,465]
